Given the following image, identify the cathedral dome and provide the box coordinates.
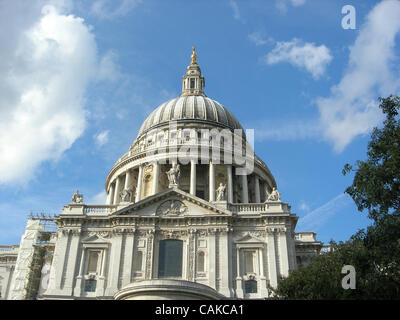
[137,95,243,137]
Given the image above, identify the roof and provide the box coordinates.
[137,95,244,137]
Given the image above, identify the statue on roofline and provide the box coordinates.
[166,163,180,187]
[267,187,281,202]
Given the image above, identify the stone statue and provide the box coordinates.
[191,46,197,65]
[71,190,83,204]
[216,183,226,201]
[267,187,281,201]
[120,188,133,202]
[166,163,180,187]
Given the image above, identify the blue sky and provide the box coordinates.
[1,0,399,245]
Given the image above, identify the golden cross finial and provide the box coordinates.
[191,46,197,65]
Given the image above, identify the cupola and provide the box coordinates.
[180,46,205,96]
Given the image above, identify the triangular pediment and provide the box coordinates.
[114,188,231,217]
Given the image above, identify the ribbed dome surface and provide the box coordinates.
[137,95,243,137]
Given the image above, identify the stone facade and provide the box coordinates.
[1,49,323,300]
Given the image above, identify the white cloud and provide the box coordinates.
[299,201,310,212]
[254,119,320,142]
[265,38,332,79]
[316,0,400,152]
[228,0,244,23]
[276,0,306,13]
[0,3,110,185]
[90,0,142,20]
[97,50,122,82]
[248,32,274,46]
[297,193,352,231]
[87,190,107,204]
[94,130,110,147]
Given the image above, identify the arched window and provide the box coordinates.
[158,239,183,278]
[197,251,205,273]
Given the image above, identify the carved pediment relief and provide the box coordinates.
[235,232,265,243]
[115,188,230,216]
[156,199,188,216]
[82,231,111,242]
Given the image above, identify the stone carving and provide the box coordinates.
[156,200,188,216]
[88,231,111,239]
[145,232,154,279]
[216,183,226,201]
[188,233,195,281]
[120,188,133,202]
[159,230,188,238]
[166,163,180,187]
[71,189,83,204]
[267,187,281,201]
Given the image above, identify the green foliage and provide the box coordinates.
[343,95,400,222]
[272,220,400,299]
[273,96,400,299]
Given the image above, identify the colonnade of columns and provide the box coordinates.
[106,160,265,206]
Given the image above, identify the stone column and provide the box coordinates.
[235,246,243,298]
[209,161,215,201]
[135,165,144,202]
[208,231,216,289]
[125,169,132,191]
[267,230,278,290]
[108,183,115,205]
[63,230,81,295]
[259,247,267,297]
[105,232,124,295]
[190,159,196,196]
[241,174,249,203]
[97,249,108,296]
[254,176,261,203]
[288,232,297,271]
[73,248,86,296]
[122,232,135,287]
[227,165,233,203]
[48,230,70,295]
[263,184,269,202]
[113,176,121,205]
[152,162,159,195]
[279,229,289,278]
[106,190,111,205]
[219,230,232,297]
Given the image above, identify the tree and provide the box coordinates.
[343,95,400,222]
[272,96,400,299]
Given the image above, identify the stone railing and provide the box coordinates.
[229,203,267,213]
[83,205,118,214]
[0,245,19,252]
[229,202,291,214]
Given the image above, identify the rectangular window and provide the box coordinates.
[244,251,255,274]
[197,251,205,273]
[134,251,143,272]
[84,279,97,292]
[158,240,183,278]
[244,280,257,293]
[190,79,195,89]
[87,251,100,274]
